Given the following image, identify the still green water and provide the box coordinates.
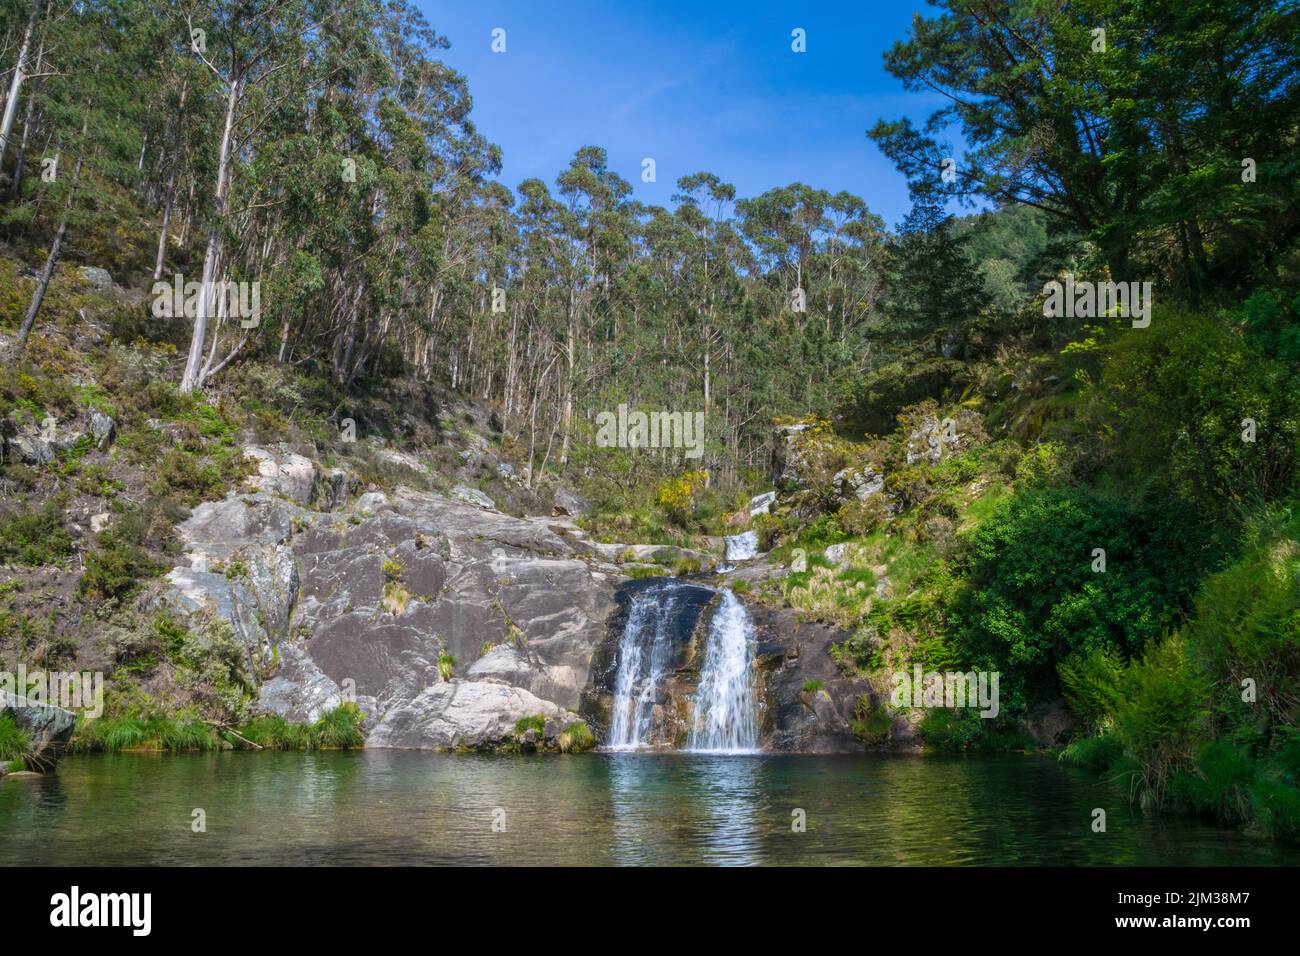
[2,751,1294,865]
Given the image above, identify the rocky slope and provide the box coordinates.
[157,444,725,751]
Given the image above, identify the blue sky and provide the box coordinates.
[417,1,946,228]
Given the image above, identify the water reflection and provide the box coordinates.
[607,754,764,865]
[3,751,1294,866]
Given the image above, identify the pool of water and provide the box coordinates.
[2,751,1294,866]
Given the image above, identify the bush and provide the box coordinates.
[0,503,74,566]
[1111,636,1209,807]
[1059,733,1124,773]
[951,486,1221,711]
[314,702,365,749]
[1087,309,1300,511]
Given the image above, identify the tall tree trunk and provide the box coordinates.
[0,0,41,168]
[180,75,241,394]
[153,80,188,281]
[14,147,82,359]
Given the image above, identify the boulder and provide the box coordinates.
[833,466,884,501]
[1025,698,1078,747]
[243,445,319,505]
[161,483,618,748]
[89,411,116,451]
[552,486,591,517]
[78,266,114,291]
[0,690,76,771]
[366,680,575,750]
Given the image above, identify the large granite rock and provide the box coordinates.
[243,445,320,505]
[368,680,575,749]
[158,485,617,746]
[1,690,76,771]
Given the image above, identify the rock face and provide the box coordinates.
[0,691,76,771]
[747,603,881,752]
[159,485,619,750]
[243,445,319,505]
[2,410,117,466]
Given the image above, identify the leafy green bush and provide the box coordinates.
[1087,309,1300,511]
[1111,636,1209,807]
[1059,733,1124,773]
[952,487,1221,711]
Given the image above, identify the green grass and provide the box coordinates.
[313,702,366,749]
[0,714,32,762]
[69,705,366,753]
[514,713,546,738]
[557,721,596,753]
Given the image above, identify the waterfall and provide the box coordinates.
[607,581,690,749]
[688,589,758,753]
[724,530,758,562]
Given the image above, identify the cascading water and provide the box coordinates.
[607,581,691,749]
[688,589,759,753]
[724,530,758,562]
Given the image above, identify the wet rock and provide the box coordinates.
[1025,698,1078,747]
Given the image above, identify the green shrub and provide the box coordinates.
[0,503,74,566]
[850,695,892,744]
[951,486,1221,711]
[1252,776,1300,840]
[1111,636,1209,807]
[314,702,365,749]
[514,713,546,740]
[1171,741,1256,824]
[1059,733,1124,773]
